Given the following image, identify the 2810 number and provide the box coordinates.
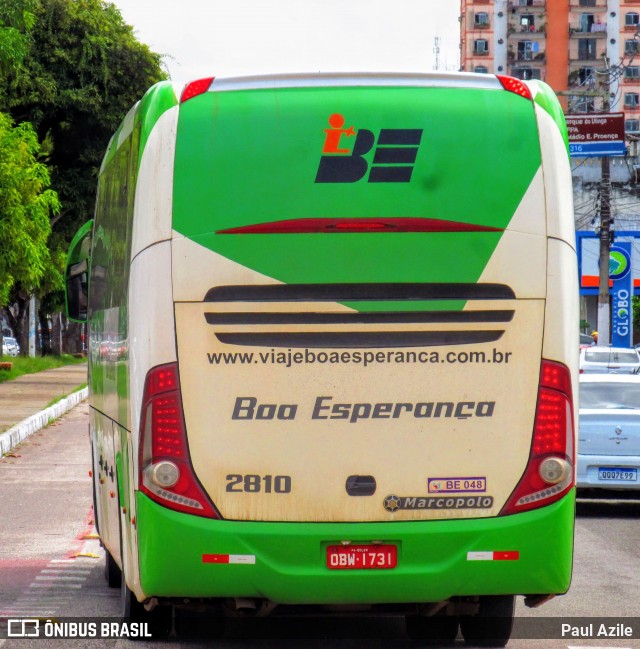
[226,474,292,493]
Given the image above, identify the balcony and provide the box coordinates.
[507,0,545,9]
[569,23,607,36]
[571,53,605,63]
[569,0,606,9]
[508,50,546,63]
[508,25,546,36]
[510,66,542,80]
[567,68,599,88]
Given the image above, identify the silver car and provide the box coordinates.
[4,337,19,357]
[577,374,640,491]
[579,346,640,374]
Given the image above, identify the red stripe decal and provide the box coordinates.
[216,217,503,235]
[202,554,229,564]
[493,551,520,561]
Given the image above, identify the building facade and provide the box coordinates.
[460,0,640,339]
[459,0,640,143]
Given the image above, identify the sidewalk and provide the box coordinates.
[0,363,88,454]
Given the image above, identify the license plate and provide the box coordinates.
[598,467,638,482]
[326,544,397,570]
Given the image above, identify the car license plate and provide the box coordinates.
[598,468,638,482]
[326,544,397,570]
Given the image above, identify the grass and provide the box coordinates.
[44,383,88,409]
[0,354,86,384]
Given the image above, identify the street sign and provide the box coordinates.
[569,141,626,157]
[566,113,626,158]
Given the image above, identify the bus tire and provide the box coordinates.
[121,578,172,640]
[459,595,515,647]
[104,550,121,588]
[405,614,459,645]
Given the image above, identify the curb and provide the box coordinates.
[0,387,89,456]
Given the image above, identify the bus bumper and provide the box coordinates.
[135,490,575,604]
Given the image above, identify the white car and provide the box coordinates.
[579,346,640,374]
[577,374,640,491]
[4,337,19,357]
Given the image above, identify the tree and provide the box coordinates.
[0,112,60,351]
[0,0,166,352]
[2,0,166,235]
[0,0,37,75]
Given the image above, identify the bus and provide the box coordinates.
[66,72,578,645]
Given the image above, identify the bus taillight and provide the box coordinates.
[139,363,219,518]
[500,360,574,516]
[180,77,215,103]
[496,74,533,100]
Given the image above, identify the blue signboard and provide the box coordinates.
[569,141,626,158]
[611,243,633,348]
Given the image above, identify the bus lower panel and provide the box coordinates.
[135,491,575,604]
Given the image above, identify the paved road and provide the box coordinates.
[0,405,638,648]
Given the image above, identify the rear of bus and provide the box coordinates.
[131,73,578,618]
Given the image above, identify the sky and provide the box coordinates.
[112,0,460,89]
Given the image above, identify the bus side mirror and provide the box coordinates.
[65,220,93,323]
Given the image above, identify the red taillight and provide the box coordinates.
[500,360,574,516]
[139,363,219,518]
[180,76,214,103]
[496,74,533,100]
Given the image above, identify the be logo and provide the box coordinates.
[315,113,423,184]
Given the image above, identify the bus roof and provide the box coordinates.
[207,72,504,93]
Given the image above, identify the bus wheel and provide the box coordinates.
[459,595,515,647]
[405,615,459,646]
[121,579,172,640]
[104,550,121,588]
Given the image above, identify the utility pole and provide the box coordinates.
[596,58,611,346]
[597,157,611,346]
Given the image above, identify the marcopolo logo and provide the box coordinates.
[315,113,423,184]
[383,494,494,512]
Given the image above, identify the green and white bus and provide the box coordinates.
[66,72,578,644]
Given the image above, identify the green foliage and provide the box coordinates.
[0,0,167,242]
[0,0,165,336]
[0,112,60,307]
[0,0,37,75]
[633,296,640,337]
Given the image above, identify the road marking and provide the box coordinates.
[29,583,83,589]
[35,575,88,582]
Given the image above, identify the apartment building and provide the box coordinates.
[461,0,640,338]
[459,0,640,142]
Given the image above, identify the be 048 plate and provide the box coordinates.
[326,544,397,570]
